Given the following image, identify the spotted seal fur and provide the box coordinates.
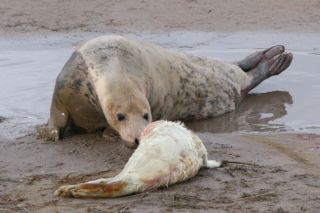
[37,35,293,148]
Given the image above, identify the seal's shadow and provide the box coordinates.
[186,91,293,133]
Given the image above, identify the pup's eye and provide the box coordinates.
[117,113,126,121]
[143,113,149,121]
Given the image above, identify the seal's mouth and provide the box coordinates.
[122,140,139,149]
[120,121,166,149]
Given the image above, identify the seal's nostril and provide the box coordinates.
[134,138,139,145]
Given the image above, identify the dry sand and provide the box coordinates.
[1,0,320,34]
[1,0,320,212]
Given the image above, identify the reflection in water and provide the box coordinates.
[186,91,293,133]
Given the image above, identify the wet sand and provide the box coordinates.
[1,1,320,212]
[1,132,320,212]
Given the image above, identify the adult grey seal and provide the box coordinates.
[38,35,293,148]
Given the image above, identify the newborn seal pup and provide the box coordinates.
[54,121,222,198]
[38,35,293,148]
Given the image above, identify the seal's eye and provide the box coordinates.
[143,113,149,121]
[117,113,126,121]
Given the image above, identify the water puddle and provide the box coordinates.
[0,32,319,138]
[186,48,320,133]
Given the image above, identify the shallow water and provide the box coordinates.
[0,32,319,138]
[186,49,320,133]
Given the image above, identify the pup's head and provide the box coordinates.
[103,85,152,148]
[139,120,164,141]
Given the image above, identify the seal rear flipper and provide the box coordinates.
[236,49,265,72]
[236,45,287,72]
[202,154,222,169]
[241,45,293,97]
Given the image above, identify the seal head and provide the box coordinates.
[101,75,152,148]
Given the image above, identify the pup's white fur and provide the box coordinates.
[54,121,221,198]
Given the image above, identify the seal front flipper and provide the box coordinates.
[37,125,61,141]
[37,94,69,141]
[54,179,131,198]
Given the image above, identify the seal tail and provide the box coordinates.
[54,178,141,198]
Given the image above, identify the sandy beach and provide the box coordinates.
[1,0,320,34]
[1,1,320,212]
